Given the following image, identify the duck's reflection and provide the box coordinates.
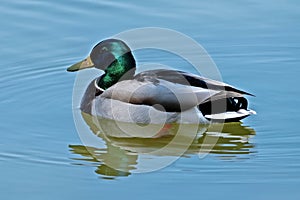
[70,112,255,178]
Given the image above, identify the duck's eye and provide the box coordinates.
[101,47,108,52]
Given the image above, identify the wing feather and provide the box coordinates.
[101,69,253,113]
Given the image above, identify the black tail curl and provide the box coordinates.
[199,97,248,116]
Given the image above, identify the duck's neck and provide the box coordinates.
[97,52,136,90]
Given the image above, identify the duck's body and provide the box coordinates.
[68,39,255,124]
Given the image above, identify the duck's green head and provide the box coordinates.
[67,39,135,72]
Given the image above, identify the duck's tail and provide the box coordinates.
[199,97,256,122]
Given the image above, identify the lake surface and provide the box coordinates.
[1,0,300,199]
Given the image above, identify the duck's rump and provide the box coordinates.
[133,69,255,122]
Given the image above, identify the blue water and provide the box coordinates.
[1,0,300,199]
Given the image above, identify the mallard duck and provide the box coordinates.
[67,39,255,124]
